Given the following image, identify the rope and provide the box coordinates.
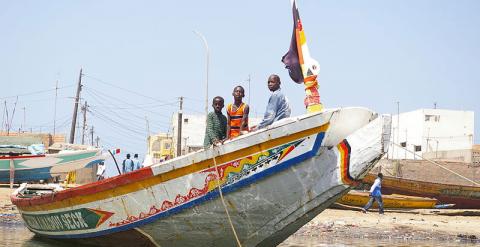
[212,144,242,247]
[392,143,480,186]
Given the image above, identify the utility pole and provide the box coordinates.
[81,101,88,145]
[90,126,94,146]
[145,116,150,137]
[247,74,251,106]
[21,106,26,132]
[396,101,400,159]
[95,136,100,147]
[4,101,9,135]
[69,68,83,144]
[145,116,151,153]
[53,80,58,136]
[176,97,183,157]
[7,97,18,135]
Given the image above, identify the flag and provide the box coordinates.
[109,148,121,155]
[282,0,320,84]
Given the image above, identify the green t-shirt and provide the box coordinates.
[204,111,227,147]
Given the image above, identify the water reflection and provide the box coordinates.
[1,223,90,247]
[1,223,478,247]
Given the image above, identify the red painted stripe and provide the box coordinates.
[11,166,154,207]
[0,154,45,160]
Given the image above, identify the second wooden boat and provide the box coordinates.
[337,190,437,209]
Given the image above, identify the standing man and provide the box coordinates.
[133,154,142,170]
[227,86,249,139]
[362,173,384,214]
[203,96,228,148]
[253,74,291,130]
[122,154,134,174]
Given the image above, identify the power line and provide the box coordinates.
[0,84,75,100]
[83,74,178,105]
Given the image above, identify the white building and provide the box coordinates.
[171,113,262,156]
[388,109,474,162]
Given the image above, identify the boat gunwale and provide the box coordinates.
[11,117,332,209]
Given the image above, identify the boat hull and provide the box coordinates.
[363,174,480,209]
[12,108,390,246]
[0,149,105,183]
[337,190,437,209]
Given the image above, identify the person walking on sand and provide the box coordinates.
[226,86,249,139]
[362,173,384,214]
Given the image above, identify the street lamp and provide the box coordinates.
[193,30,210,119]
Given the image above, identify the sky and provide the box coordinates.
[1,0,479,164]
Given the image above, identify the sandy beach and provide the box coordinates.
[2,186,480,245]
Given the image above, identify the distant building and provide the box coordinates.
[147,133,174,162]
[0,131,66,149]
[388,109,475,163]
[171,113,262,156]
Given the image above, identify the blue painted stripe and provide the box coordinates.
[36,133,325,239]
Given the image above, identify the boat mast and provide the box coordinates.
[69,68,83,144]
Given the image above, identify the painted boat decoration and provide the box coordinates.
[12,108,391,246]
[0,148,106,183]
[363,174,480,209]
[337,190,437,209]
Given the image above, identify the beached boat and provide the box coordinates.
[337,190,437,209]
[362,174,480,209]
[11,108,391,246]
[0,144,106,184]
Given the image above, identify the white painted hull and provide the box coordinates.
[12,108,391,247]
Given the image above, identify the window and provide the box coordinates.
[425,115,440,122]
[400,142,406,147]
[184,118,189,123]
[414,145,422,152]
[164,143,171,150]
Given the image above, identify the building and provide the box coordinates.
[388,109,475,162]
[147,133,174,162]
[171,113,262,156]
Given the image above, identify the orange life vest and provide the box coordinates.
[227,103,248,138]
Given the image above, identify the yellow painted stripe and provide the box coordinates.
[20,123,330,212]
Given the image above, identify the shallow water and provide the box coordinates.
[1,223,478,247]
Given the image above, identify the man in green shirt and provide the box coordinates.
[204,96,227,148]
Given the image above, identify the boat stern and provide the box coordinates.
[343,114,391,181]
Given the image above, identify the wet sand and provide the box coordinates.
[282,207,480,244]
[1,186,480,245]
[0,186,20,224]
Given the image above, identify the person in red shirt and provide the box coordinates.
[226,86,250,139]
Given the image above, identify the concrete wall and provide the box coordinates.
[388,109,474,160]
[171,113,262,156]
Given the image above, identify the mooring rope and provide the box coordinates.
[392,143,480,186]
[212,144,242,247]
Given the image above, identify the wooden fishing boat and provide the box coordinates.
[0,148,106,184]
[11,108,391,246]
[363,174,480,209]
[337,190,437,209]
